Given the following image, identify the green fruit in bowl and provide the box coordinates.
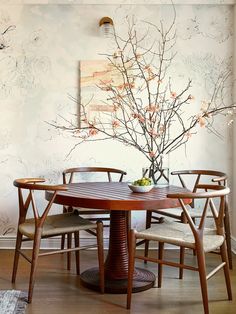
[133,177,152,186]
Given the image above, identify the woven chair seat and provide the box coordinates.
[19,212,96,239]
[153,206,213,219]
[136,219,224,252]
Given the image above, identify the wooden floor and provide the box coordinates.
[0,249,235,314]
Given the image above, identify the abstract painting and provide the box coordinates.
[79,60,123,126]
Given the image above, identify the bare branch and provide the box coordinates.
[49,13,236,182]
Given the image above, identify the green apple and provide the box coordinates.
[133,177,152,186]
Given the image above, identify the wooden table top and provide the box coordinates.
[46,182,190,211]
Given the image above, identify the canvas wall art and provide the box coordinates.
[80,60,123,126]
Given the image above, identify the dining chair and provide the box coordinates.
[144,170,233,272]
[12,178,104,303]
[61,167,127,270]
[127,184,232,314]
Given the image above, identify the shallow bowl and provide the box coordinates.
[128,184,154,193]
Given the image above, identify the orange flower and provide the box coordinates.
[149,151,156,158]
[117,83,125,90]
[117,82,135,90]
[130,82,135,88]
[131,113,145,123]
[159,125,165,133]
[144,65,151,71]
[112,120,120,128]
[137,114,145,123]
[89,128,98,136]
[113,104,120,112]
[185,131,192,139]
[146,104,160,112]
[147,74,155,81]
[188,94,194,100]
[198,117,206,128]
[131,113,138,119]
[149,129,159,138]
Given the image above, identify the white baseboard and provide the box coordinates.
[0,236,167,250]
[1,235,235,253]
[0,236,109,250]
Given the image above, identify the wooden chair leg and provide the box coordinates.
[196,246,209,314]
[61,234,65,250]
[224,204,233,270]
[179,246,185,279]
[12,231,23,283]
[96,221,104,293]
[67,233,72,271]
[158,242,164,288]
[61,206,69,250]
[127,229,136,309]
[126,211,131,232]
[126,211,131,249]
[220,241,232,300]
[192,218,196,256]
[144,211,152,263]
[74,231,80,275]
[28,230,42,303]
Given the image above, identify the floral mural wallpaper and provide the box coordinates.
[0,1,234,242]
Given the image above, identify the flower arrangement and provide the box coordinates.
[52,14,235,184]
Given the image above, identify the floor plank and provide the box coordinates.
[0,249,235,313]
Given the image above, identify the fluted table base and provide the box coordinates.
[80,210,156,293]
[80,267,155,293]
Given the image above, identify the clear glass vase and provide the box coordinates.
[142,155,169,186]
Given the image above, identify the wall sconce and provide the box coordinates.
[99,17,114,38]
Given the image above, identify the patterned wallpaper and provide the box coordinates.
[0,3,233,237]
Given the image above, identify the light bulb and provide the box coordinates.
[99,17,114,38]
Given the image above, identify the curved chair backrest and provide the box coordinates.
[62,167,127,184]
[171,170,227,190]
[171,170,228,208]
[14,178,67,191]
[167,184,230,239]
[14,178,67,227]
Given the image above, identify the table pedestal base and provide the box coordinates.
[80,267,156,294]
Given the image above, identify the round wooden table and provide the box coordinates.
[46,182,189,294]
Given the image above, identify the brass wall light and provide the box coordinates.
[99,17,114,38]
